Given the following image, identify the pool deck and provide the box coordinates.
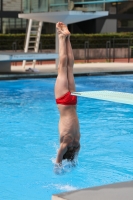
[0,62,133,79]
[52,181,133,200]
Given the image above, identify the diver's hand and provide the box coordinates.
[54,163,63,175]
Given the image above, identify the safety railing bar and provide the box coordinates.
[106,41,111,62]
[84,41,89,63]
[50,0,126,7]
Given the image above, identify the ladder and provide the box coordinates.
[22,19,43,69]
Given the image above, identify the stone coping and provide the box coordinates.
[52,181,133,200]
[0,62,133,80]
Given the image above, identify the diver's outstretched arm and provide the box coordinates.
[56,142,68,164]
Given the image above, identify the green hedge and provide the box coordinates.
[70,32,133,48]
[0,34,25,50]
[0,33,133,50]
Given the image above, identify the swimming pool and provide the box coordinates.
[0,75,133,200]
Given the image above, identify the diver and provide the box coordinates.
[55,22,80,164]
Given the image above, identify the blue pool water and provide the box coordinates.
[0,75,133,200]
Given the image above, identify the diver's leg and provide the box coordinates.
[54,23,69,99]
[66,35,76,92]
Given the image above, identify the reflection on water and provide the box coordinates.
[0,102,21,106]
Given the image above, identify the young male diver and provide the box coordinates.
[54,22,80,164]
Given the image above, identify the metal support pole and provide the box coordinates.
[24,19,32,53]
[84,41,89,63]
[113,38,115,62]
[12,42,17,52]
[22,19,32,68]
[128,38,130,63]
[39,41,42,64]
[12,42,17,66]
[106,41,111,62]
[33,21,43,68]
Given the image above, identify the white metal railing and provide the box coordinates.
[23,19,43,69]
[22,0,127,13]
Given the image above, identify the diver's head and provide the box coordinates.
[63,148,76,161]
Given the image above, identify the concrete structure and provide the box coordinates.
[2,62,133,78]
[18,10,108,24]
[0,0,133,34]
[18,0,130,68]
[52,181,133,200]
[18,10,108,67]
[0,52,58,72]
[1,1,132,69]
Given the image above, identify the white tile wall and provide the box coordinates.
[3,0,21,11]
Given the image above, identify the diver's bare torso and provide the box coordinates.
[58,104,80,147]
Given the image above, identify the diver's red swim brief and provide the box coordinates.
[56,91,77,105]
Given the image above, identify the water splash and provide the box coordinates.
[43,183,77,191]
[54,184,77,191]
[52,158,78,175]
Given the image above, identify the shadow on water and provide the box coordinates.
[0,102,21,106]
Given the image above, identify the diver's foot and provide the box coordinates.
[56,22,70,36]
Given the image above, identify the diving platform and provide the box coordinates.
[0,52,58,62]
[72,90,133,105]
[19,10,108,68]
[19,0,127,68]
[19,11,108,25]
[0,52,58,72]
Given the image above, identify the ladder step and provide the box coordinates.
[30,36,37,38]
[32,26,39,28]
[30,36,40,39]
[32,23,40,25]
[25,62,33,64]
[26,51,35,53]
[23,20,43,70]
[32,26,42,28]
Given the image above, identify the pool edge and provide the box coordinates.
[52,180,133,200]
[0,71,133,81]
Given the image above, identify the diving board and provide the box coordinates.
[0,52,58,73]
[0,52,58,62]
[72,90,133,105]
